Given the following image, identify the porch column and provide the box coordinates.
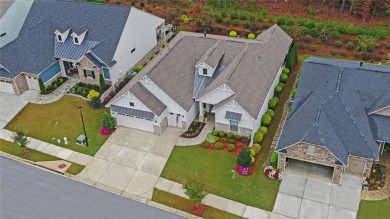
[199,101,204,122]
[59,60,66,77]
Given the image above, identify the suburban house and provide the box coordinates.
[106,25,292,139]
[276,57,390,184]
[0,0,165,95]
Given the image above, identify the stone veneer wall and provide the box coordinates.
[277,142,373,184]
[215,122,251,137]
[13,73,29,95]
[78,57,102,85]
[363,159,373,177]
[278,143,342,184]
[181,121,187,130]
[215,122,229,132]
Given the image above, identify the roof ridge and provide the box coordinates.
[226,43,248,80]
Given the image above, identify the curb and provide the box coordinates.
[0,152,63,176]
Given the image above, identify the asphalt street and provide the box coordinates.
[0,157,182,219]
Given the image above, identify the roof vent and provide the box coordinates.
[0,32,6,37]
[360,62,363,67]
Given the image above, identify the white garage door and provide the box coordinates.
[116,114,154,133]
[25,75,39,90]
[0,80,15,94]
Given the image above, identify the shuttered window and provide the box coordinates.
[83,70,95,78]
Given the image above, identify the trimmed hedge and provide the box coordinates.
[229,31,237,37]
[282,68,290,74]
[265,109,275,118]
[259,126,268,136]
[274,84,283,93]
[228,144,235,151]
[248,33,256,39]
[261,114,272,126]
[215,142,223,149]
[252,143,261,154]
[280,73,288,82]
[253,132,263,143]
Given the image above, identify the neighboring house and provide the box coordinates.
[275,57,390,184]
[106,25,292,139]
[0,0,164,95]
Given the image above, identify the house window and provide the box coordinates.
[84,70,95,78]
[203,68,207,75]
[203,103,206,108]
[230,120,238,132]
[57,35,62,41]
[307,145,315,155]
[74,37,79,44]
[131,48,136,53]
[129,102,134,107]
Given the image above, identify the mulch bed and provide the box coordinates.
[205,140,247,156]
[180,122,206,138]
[363,163,387,191]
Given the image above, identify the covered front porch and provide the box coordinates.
[198,101,214,123]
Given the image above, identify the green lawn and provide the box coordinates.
[358,200,390,219]
[0,139,84,175]
[152,188,243,219]
[5,96,109,156]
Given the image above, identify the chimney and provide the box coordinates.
[360,62,363,67]
[204,31,206,37]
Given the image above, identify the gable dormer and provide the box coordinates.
[196,62,214,77]
[54,29,70,43]
[71,30,87,45]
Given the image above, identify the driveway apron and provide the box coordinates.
[272,173,361,219]
[78,127,182,200]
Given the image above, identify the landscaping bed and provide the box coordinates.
[362,163,387,191]
[68,82,109,99]
[41,76,68,95]
[5,96,109,156]
[180,120,206,138]
[152,188,243,219]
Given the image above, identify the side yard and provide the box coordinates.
[5,96,109,156]
[159,55,301,211]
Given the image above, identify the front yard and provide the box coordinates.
[358,200,390,219]
[5,96,109,156]
[161,146,280,211]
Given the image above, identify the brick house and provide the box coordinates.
[275,57,390,184]
[0,0,164,95]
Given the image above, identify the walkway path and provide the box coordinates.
[176,117,215,146]
[0,129,92,166]
[31,74,78,104]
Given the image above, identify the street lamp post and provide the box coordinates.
[78,106,89,147]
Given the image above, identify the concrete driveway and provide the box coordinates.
[77,127,182,200]
[272,173,362,219]
[0,91,39,129]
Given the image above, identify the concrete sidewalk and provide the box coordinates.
[0,129,92,166]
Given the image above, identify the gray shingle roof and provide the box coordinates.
[110,26,292,118]
[368,114,390,142]
[0,0,131,78]
[276,57,390,164]
[110,105,154,120]
[369,92,390,113]
[129,83,166,116]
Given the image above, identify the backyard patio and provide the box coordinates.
[5,95,109,156]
